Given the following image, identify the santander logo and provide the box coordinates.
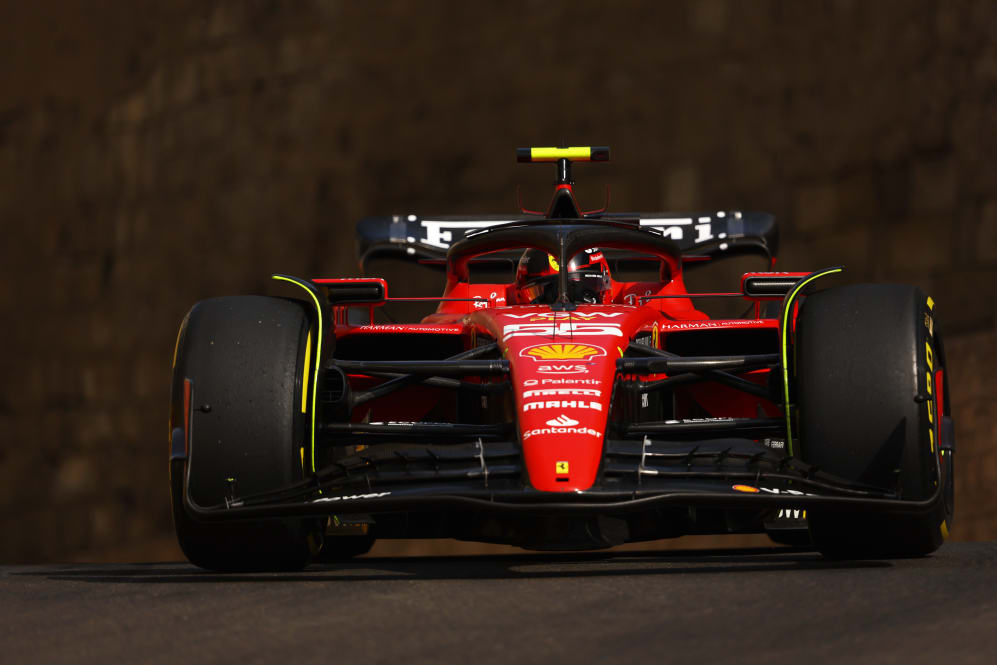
[546,415,579,427]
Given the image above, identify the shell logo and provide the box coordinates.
[521,343,606,361]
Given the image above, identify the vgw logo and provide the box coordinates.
[504,312,624,322]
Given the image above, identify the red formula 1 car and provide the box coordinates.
[169,147,955,571]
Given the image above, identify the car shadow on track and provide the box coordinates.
[14,546,892,584]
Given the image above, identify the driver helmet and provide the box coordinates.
[516,248,611,304]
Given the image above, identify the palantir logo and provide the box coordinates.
[546,415,579,427]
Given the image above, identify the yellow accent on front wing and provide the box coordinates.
[172,317,186,370]
[531,146,593,162]
[780,267,843,456]
[272,275,323,474]
[170,317,188,444]
[301,328,313,414]
[941,520,949,540]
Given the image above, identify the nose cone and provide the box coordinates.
[498,312,627,491]
[514,352,615,491]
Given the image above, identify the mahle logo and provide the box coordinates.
[520,343,606,362]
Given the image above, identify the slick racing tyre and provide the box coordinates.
[169,296,317,571]
[797,284,952,559]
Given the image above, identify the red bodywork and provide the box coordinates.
[321,260,808,492]
[316,171,799,495]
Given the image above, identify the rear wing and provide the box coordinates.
[355,211,777,273]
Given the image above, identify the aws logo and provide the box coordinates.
[537,364,588,374]
[520,343,606,362]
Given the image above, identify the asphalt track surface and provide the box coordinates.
[3,543,996,665]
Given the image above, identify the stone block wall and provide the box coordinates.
[1,0,994,561]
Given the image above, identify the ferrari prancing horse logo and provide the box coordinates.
[555,461,570,475]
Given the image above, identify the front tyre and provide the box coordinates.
[797,284,952,558]
[169,296,317,571]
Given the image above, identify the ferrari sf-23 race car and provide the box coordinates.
[169,146,955,571]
